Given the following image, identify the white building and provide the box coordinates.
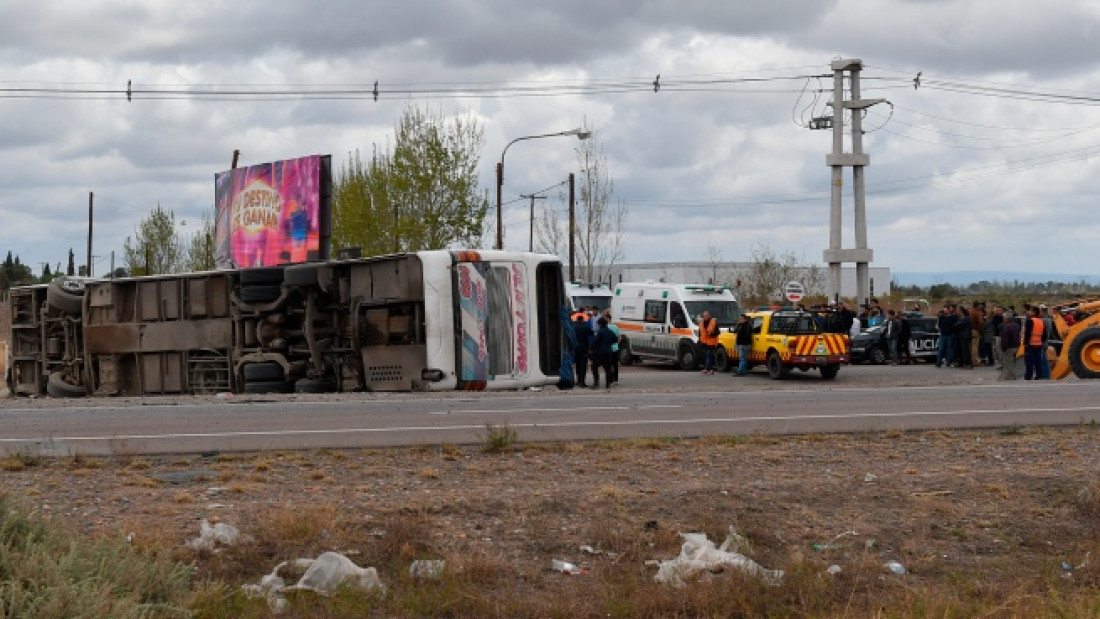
[590,261,892,301]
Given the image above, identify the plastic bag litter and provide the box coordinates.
[654,531,783,587]
[185,519,241,551]
[244,551,385,613]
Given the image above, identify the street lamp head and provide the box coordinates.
[563,128,592,140]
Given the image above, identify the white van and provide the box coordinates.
[567,281,614,313]
[611,282,740,370]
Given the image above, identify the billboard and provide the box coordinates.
[214,154,332,269]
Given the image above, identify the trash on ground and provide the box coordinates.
[827,564,843,575]
[244,551,386,613]
[185,519,241,551]
[409,559,445,578]
[653,530,783,587]
[550,559,583,575]
[812,530,858,551]
[883,560,907,574]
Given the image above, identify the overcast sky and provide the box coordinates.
[2,0,1099,282]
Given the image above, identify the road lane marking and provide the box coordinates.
[4,405,1100,443]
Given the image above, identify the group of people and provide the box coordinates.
[935,302,1057,380]
[571,307,620,389]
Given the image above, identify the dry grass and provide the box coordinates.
[5,428,1100,616]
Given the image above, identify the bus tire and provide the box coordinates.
[820,363,840,380]
[239,266,285,285]
[240,285,282,304]
[1068,327,1100,379]
[295,377,338,393]
[677,345,697,371]
[715,346,731,372]
[243,380,293,394]
[766,351,789,380]
[47,372,86,398]
[243,362,284,382]
[46,278,84,315]
[284,264,320,287]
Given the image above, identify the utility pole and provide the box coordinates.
[519,193,547,253]
[821,58,883,306]
[568,173,576,281]
[86,191,94,278]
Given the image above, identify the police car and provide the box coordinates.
[850,316,940,364]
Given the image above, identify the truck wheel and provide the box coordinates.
[868,346,887,365]
[243,362,284,382]
[46,278,84,315]
[820,364,840,380]
[1068,327,1100,379]
[715,346,731,372]
[766,351,788,380]
[677,345,697,371]
[46,371,86,398]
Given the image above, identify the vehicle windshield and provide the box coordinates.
[572,295,612,312]
[768,313,821,334]
[684,300,741,327]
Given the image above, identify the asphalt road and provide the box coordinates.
[2,362,1097,456]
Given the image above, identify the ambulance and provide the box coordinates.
[566,281,614,313]
[611,282,740,370]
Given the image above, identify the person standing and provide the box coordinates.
[602,309,621,385]
[898,314,912,365]
[1038,305,1055,380]
[698,310,719,375]
[955,305,973,369]
[1023,306,1045,380]
[590,317,617,389]
[937,305,957,368]
[572,312,594,388]
[884,309,901,365]
[991,306,1005,369]
[998,310,1021,381]
[969,303,984,367]
[732,313,753,377]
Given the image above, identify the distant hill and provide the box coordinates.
[893,271,1100,288]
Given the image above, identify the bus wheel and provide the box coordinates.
[1068,327,1100,379]
[678,345,697,371]
[715,346,731,372]
[766,351,789,380]
[47,372,86,398]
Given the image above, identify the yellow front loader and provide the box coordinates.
[1050,299,1100,380]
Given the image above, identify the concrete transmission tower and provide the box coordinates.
[822,58,885,306]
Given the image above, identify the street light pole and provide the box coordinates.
[495,128,591,250]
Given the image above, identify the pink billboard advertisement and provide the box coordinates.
[214,154,331,269]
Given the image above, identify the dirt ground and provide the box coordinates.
[3,399,1100,613]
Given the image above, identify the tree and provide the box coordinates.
[184,213,216,272]
[535,129,627,282]
[331,146,396,256]
[735,244,824,306]
[332,104,489,255]
[123,204,184,276]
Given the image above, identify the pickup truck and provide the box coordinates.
[715,310,849,380]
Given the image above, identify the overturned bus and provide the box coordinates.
[5,250,569,397]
